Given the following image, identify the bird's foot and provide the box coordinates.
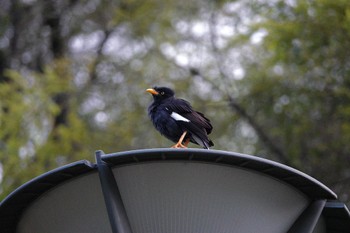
[171,131,188,148]
[171,142,187,149]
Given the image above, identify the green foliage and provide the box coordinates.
[1,0,350,206]
[239,0,350,202]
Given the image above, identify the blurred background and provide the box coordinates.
[0,0,350,205]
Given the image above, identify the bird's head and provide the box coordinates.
[146,86,175,101]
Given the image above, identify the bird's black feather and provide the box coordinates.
[147,86,213,149]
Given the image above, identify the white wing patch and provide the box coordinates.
[170,112,190,122]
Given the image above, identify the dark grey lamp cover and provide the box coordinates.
[0,149,349,233]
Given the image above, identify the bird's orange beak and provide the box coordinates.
[146,88,159,95]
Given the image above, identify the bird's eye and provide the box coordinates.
[160,91,165,95]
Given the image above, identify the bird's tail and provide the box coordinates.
[203,139,214,149]
[193,135,213,149]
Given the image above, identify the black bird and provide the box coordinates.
[146,86,213,149]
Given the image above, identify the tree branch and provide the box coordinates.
[227,96,289,163]
[208,12,290,164]
[89,28,114,82]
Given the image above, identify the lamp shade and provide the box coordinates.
[0,149,349,233]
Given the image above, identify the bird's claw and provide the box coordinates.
[171,143,187,149]
[171,131,188,148]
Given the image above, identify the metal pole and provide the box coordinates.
[287,199,326,233]
[95,150,133,233]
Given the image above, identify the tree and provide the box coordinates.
[232,0,350,203]
[0,0,349,206]
[0,0,231,200]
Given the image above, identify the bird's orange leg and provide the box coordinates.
[171,131,188,148]
[183,138,190,147]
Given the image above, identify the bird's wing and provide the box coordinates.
[166,99,213,134]
[167,98,193,113]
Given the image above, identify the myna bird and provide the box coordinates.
[146,86,214,149]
